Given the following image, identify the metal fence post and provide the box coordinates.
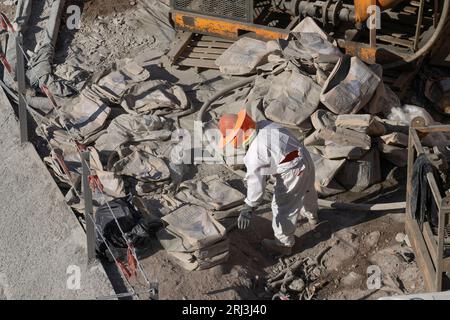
[82,151,96,264]
[15,32,28,143]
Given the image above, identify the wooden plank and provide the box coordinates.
[415,125,450,133]
[406,129,415,218]
[182,52,221,60]
[167,32,194,65]
[427,172,443,210]
[423,221,438,267]
[187,47,226,55]
[192,41,231,49]
[177,57,219,69]
[405,216,437,292]
[410,129,425,154]
[201,35,234,43]
[377,35,414,48]
[435,193,447,291]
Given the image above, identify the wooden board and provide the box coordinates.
[169,33,233,70]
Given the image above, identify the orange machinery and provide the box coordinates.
[170,0,449,66]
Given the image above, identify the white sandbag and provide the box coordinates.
[121,80,188,116]
[59,88,111,139]
[321,55,381,114]
[95,114,173,153]
[215,37,279,75]
[291,17,329,40]
[93,59,150,103]
[264,67,321,127]
[112,147,170,182]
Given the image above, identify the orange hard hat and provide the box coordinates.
[218,110,256,148]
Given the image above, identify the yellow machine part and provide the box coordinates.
[173,12,290,40]
[354,0,407,22]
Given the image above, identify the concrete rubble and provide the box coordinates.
[0,0,449,300]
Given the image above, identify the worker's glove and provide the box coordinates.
[238,204,254,230]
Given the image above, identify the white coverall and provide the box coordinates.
[244,121,318,247]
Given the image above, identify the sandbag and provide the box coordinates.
[308,150,346,189]
[157,205,229,270]
[59,88,111,139]
[335,114,386,136]
[92,59,150,103]
[321,55,381,114]
[121,80,188,116]
[264,67,321,127]
[310,109,337,130]
[335,149,382,192]
[377,142,408,167]
[312,144,367,160]
[215,37,279,75]
[315,127,372,150]
[95,114,173,154]
[112,147,171,182]
[175,175,245,211]
[379,132,409,147]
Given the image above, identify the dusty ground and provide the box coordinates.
[6,0,435,300]
[130,177,425,300]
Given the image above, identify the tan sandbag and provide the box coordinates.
[308,150,346,188]
[59,88,111,139]
[310,109,337,130]
[175,175,245,211]
[95,114,173,153]
[89,147,126,198]
[161,205,227,252]
[112,148,170,182]
[316,127,372,150]
[93,59,150,103]
[377,141,408,167]
[335,149,381,192]
[379,132,408,147]
[264,67,321,127]
[121,80,188,116]
[335,114,386,136]
[321,55,381,114]
[215,37,279,75]
[366,82,401,115]
[313,144,367,160]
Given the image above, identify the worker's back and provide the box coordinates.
[244,120,307,176]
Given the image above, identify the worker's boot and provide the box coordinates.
[261,239,292,256]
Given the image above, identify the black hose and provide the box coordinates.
[197,75,257,123]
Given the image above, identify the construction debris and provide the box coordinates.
[1,0,449,300]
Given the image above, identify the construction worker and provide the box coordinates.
[218,110,318,255]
